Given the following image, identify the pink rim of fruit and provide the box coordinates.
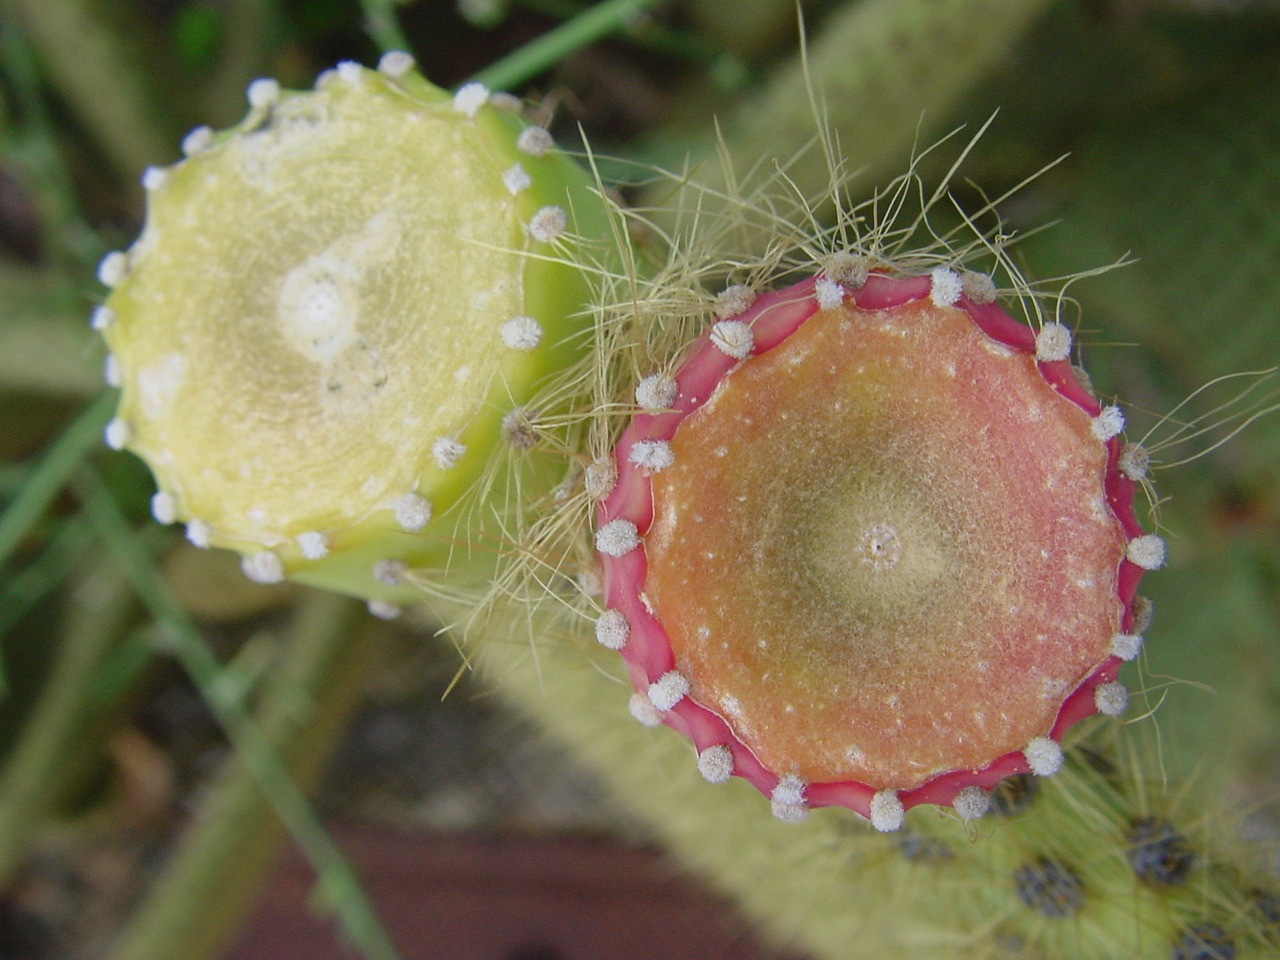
[594,267,1155,828]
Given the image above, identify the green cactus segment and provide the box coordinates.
[96,60,609,602]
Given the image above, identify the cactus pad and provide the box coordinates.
[596,267,1160,828]
[96,59,609,604]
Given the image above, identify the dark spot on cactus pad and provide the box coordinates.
[895,831,953,863]
[1127,817,1195,886]
[1172,923,1235,960]
[1014,857,1085,918]
[990,774,1039,817]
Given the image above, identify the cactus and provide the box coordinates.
[84,42,1280,960]
[592,257,1159,826]
[94,56,615,608]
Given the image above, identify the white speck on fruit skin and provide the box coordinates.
[141,166,169,191]
[103,354,121,388]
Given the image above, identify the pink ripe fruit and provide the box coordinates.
[594,265,1161,831]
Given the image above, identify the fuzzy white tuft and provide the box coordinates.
[452,82,489,117]
[516,126,554,157]
[770,775,808,823]
[628,691,663,727]
[246,77,280,109]
[502,407,540,449]
[929,267,963,307]
[367,599,402,621]
[1092,405,1126,442]
[392,492,432,532]
[372,558,407,586]
[500,315,543,350]
[150,491,177,525]
[501,163,532,196]
[242,550,284,584]
[104,417,130,450]
[1094,681,1129,717]
[103,354,121,388]
[628,440,674,473]
[377,51,415,78]
[647,670,690,711]
[960,271,997,304]
[180,125,213,157]
[90,306,115,331]
[696,745,734,784]
[814,277,845,311]
[1035,323,1072,363]
[97,251,128,288]
[714,284,756,320]
[336,61,363,85]
[1111,632,1143,662]
[952,786,991,821]
[595,518,640,557]
[295,531,329,560]
[185,519,212,549]
[1119,443,1150,482]
[1023,736,1064,777]
[635,374,678,411]
[710,320,754,359]
[527,205,567,243]
[823,251,869,288]
[584,458,618,500]
[432,436,466,470]
[594,609,630,650]
[870,789,905,832]
[1126,534,1166,570]
[141,166,169,191]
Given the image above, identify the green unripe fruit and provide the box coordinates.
[95,58,614,605]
